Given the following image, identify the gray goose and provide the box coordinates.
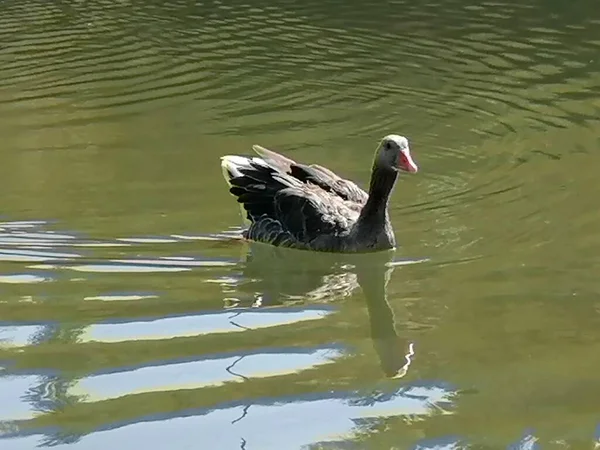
[220,134,418,253]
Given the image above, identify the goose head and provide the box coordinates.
[374,135,418,174]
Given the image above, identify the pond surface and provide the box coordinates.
[1,0,600,448]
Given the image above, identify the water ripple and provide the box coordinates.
[0,0,598,142]
[1,0,600,447]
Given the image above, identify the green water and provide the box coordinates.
[1,0,600,448]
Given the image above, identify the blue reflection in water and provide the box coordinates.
[79,306,335,343]
[0,323,55,348]
[506,431,539,450]
[0,381,456,450]
[0,273,52,284]
[0,375,49,421]
[411,437,466,450]
[0,249,80,263]
[70,347,344,402]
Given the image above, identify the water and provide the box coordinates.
[1,0,599,448]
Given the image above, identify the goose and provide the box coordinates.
[220,134,418,253]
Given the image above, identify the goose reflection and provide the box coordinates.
[221,242,416,378]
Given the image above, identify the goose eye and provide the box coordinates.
[384,142,392,150]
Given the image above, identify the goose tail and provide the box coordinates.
[220,155,255,227]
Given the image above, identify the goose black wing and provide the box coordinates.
[252,145,368,207]
[247,185,357,249]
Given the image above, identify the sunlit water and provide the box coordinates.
[1,0,600,448]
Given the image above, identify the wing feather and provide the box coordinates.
[252,145,368,206]
[224,145,364,250]
[273,186,357,245]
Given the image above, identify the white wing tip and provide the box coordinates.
[221,155,250,167]
[221,155,250,182]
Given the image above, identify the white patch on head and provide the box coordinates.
[375,134,418,172]
[382,134,409,149]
